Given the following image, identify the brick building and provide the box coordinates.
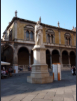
[1,12,76,72]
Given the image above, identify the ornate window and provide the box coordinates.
[51,35,53,43]
[46,29,55,44]
[30,31,34,40]
[26,31,29,40]
[47,34,50,43]
[24,25,34,41]
[64,33,71,45]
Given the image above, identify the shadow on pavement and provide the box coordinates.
[1,71,76,97]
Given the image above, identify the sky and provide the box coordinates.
[1,0,76,38]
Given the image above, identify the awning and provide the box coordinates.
[1,61,11,65]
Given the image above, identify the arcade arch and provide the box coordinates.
[70,51,75,66]
[1,44,13,69]
[46,50,50,68]
[52,50,59,63]
[18,47,29,65]
[62,50,69,64]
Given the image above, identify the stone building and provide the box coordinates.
[1,12,76,72]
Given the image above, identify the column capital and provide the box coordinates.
[29,53,31,55]
[29,50,31,55]
[50,53,52,56]
[59,54,62,57]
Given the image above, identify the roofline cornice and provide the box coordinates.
[3,17,76,34]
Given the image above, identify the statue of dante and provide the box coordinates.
[35,17,43,45]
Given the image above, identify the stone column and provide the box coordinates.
[49,35,51,43]
[50,54,52,69]
[75,55,76,66]
[13,47,18,73]
[29,30,31,41]
[68,55,70,67]
[29,53,31,66]
[59,53,62,67]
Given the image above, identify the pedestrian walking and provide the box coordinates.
[71,66,73,75]
[73,66,76,75]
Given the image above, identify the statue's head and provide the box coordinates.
[37,21,40,25]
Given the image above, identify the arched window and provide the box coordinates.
[30,31,34,40]
[47,34,50,43]
[24,25,34,41]
[46,29,55,44]
[51,35,53,43]
[26,31,29,40]
[64,33,71,45]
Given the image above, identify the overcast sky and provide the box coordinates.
[1,0,76,38]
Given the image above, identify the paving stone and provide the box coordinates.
[72,91,76,95]
[11,93,27,101]
[56,90,64,94]
[64,89,72,93]
[52,97,64,101]
[22,95,36,101]
[35,92,47,99]
[55,93,74,98]
[32,98,51,101]
[10,99,20,101]
[55,94,64,98]
[35,87,45,91]
[1,95,16,101]
[73,95,76,101]
[48,89,57,92]
[64,98,74,101]
[44,92,55,100]
[28,91,39,95]
[1,71,76,101]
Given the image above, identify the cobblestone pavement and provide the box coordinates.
[1,71,76,101]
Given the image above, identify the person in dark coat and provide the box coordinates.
[73,66,76,75]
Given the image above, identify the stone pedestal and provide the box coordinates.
[27,45,53,84]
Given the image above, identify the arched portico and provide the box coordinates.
[70,51,76,66]
[46,49,50,68]
[52,50,59,63]
[1,44,13,70]
[18,47,29,65]
[62,50,69,64]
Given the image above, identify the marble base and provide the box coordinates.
[27,45,53,84]
[27,76,53,84]
[27,64,53,84]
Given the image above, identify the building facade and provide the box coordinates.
[1,15,76,72]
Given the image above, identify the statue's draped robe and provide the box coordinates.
[35,24,43,45]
